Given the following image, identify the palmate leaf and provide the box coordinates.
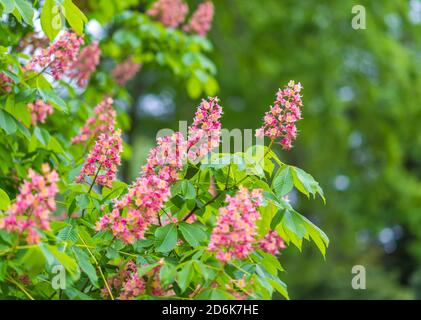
[62,0,87,35]
[41,0,62,40]
[291,166,325,202]
[57,225,78,243]
[72,246,98,287]
[178,222,207,247]
[275,208,329,256]
[14,0,33,25]
[272,166,294,197]
[176,261,194,292]
[155,223,177,252]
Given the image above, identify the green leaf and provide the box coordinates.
[38,89,68,113]
[0,0,15,13]
[273,166,293,197]
[268,278,289,300]
[75,194,90,210]
[42,244,79,276]
[181,180,196,200]
[176,261,194,292]
[0,109,17,134]
[57,225,78,242]
[72,246,98,287]
[159,263,177,287]
[62,0,87,35]
[41,0,62,40]
[179,222,207,247]
[301,214,329,257]
[20,247,46,276]
[34,127,51,146]
[279,210,306,250]
[0,188,10,211]
[291,166,325,202]
[14,0,33,25]
[155,223,178,253]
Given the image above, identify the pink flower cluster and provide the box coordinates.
[259,229,286,255]
[146,0,214,37]
[76,129,123,188]
[187,97,222,163]
[25,31,84,80]
[146,0,188,28]
[103,260,169,299]
[96,132,186,243]
[72,96,116,144]
[0,73,13,92]
[27,100,54,125]
[96,97,222,243]
[0,164,58,244]
[208,186,263,262]
[183,1,214,37]
[256,80,303,150]
[67,41,101,87]
[112,57,142,86]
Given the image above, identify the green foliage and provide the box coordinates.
[0,0,329,300]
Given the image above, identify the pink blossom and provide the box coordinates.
[118,262,146,300]
[96,98,222,243]
[183,1,214,37]
[76,129,123,188]
[208,186,263,262]
[27,100,54,125]
[67,41,101,87]
[257,80,303,150]
[96,132,185,243]
[72,96,116,144]
[147,0,189,28]
[0,164,59,244]
[102,260,169,299]
[187,97,222,163]
[24,31,84,80]
[259,229,286,255]
[112,57,142,86]
[0,73,13,92]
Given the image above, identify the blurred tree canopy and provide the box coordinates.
[128,0,421,299]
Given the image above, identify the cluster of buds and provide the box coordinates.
[0,164,58,244]
[208,187,263,262]
[187,97,222,163]
[27,100,54,125]
[24,31,84,80]
[0,73,13,93]
[67,42,101,87]
[96,132,185,243]
[146,0,188,28]
[183,1,214,37]
[76,129,123,188]
[72,96,116,144]
[259,229,286,255]
[103,260,170,300]
[112,57,142,86]
[209,187,286,262]
[147,0,214,37]
[256,80,303,150]
[96,97,222,243]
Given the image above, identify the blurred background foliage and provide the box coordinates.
[121,0,421,299]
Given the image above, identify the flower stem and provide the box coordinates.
[6,276,34,300]
[77,233,114,300]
